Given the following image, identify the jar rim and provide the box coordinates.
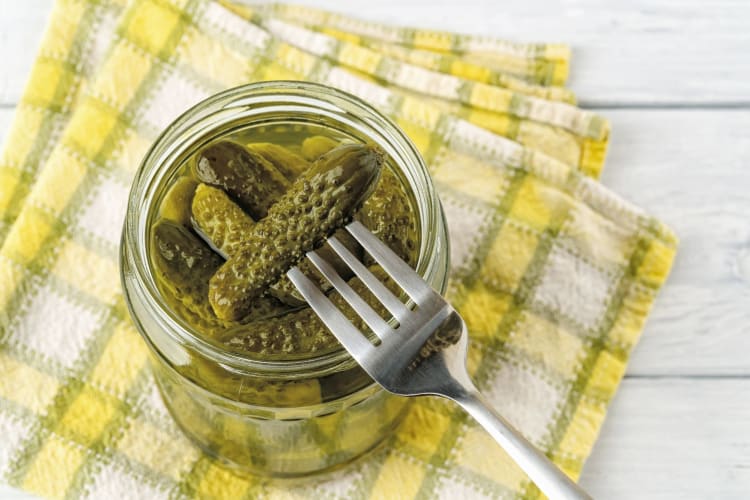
[122,81,449,376]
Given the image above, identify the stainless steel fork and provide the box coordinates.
[287,220,592,500]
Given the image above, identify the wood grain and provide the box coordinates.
[286,0,750,106]
[580,378,750,499]
[602,109,750,377]
[0,484,34,500]
[2,1,750,105]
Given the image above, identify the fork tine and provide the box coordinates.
[306,250,393,340]
[345,221,435,302]
[327,235,411,323]
[287,266,375,364]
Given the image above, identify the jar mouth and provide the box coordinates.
[122,81,449,376]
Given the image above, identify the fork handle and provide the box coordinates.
[453,389,593,500]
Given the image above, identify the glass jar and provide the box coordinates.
[120,81,449,477]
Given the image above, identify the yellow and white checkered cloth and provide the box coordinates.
[0,1,676,498]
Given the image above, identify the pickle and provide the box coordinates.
[193,140,289,219]
[301,135,339,161]
[209,144,384,321]
[247,142,309,181]
[267,229,363,306]
[151,219,223,323]
[191,182,361,307]
[357,168,419,266]
[267,279,307,307]
[220,308,334,356]
[152,218,292,334]
[191,183,255,258]
[159,176,198,226]
[181,355,323,406]
[219,265,398,357]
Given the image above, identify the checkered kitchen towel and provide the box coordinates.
[0,1,676,498]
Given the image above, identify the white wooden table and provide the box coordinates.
[1,1,749,498]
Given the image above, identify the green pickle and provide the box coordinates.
[191,180,363,308]
[301,135,339,161]
[193,140,289,219]
[151,219,223,321]
[267,229,363,306]
[247,142,309,181]
[191,183,255,257]
[151,218,292,335]
[357,168,419,266]
[218,265,399,358]
[209,143,384,321]
[150,131,420,412]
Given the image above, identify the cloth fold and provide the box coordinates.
[0,1,676,499]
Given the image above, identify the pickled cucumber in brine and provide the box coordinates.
[150,125,420,370]
[247,142,309,181]
[193,140,289,219]
[209,143,384,321]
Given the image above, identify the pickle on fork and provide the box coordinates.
[267,228,364,306]
[151,128,419,361]
[191,183,255,258]
[191,181,361,307]
[209,143,384,321]
[219,264,398,357]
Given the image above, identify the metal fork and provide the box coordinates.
[287,221,592,500]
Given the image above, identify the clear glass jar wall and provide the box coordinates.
[120,81,449,477]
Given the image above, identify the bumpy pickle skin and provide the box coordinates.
[209,143,384,321]
[357,168,419,266]
[151,220,223,323]
[191,183,255,258]
[267,229,363,306]
[219,265,398,358]
[193,140,289,219]
[301,135,339,161]
[191,182,362,307]
[152,218,291,335]
[220,308,335,356]
[246,142,309,181]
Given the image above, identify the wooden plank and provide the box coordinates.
[601,109,750,376]
[580,378,750,499]
[1,0,750,105]
[267,0,750,105]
